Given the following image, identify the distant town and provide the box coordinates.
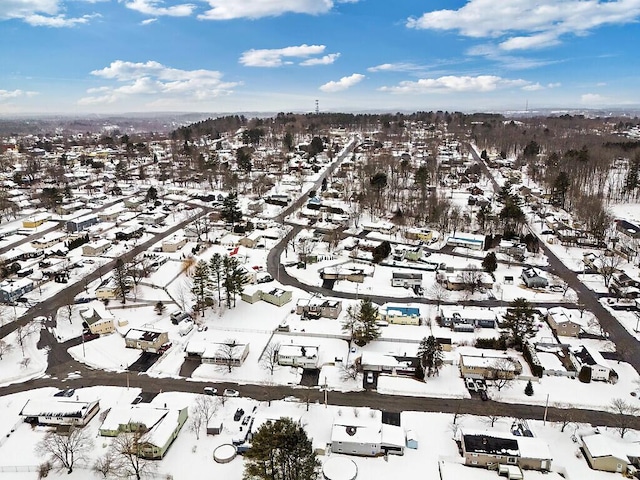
[1,111,640,480]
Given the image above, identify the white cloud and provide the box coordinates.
[380,75,530,94]
[0,0,99,26]
[407,0,640,51]
[79,60,239,105]
[140,17,157,24]
[0,89,39,101]
[522,83,543,91]
[199,0,334,20]
[122,0,195,17]
[581,93,607,104]
[24,13,97,26]
[367,63,423,73]
[300,53,340,66]
[319,73,364,92]
[239,44,335,67]
[466,43,561,70]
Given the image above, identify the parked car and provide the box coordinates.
[479,390,489,401]
[474,379,487,391]
[132,395,143,404]
[242,415,252,426]
[366,372,374,384]
[233,408,245,421]
[203,387,217,396]
[54,388,75,397]
[465,378,477,391]
[157,342,172,354]
[224,389,240,397]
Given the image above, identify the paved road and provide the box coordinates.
[1,369,637,431]
[0,207,210,341]
[467,145,640,373]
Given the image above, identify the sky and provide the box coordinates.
[0,0,639,115]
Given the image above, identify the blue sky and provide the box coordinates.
[1,0,639,115]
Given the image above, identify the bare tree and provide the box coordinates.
[461,264,484,294]
[481,404,502,428]
[216,339,240,373]
[552,402,575,432]
[609,398,639,438]
[110,431,157,480]
[340,361,361,381]
[16,322,38,356]
[0,339,12,360]
[489,358,516,391]
[35,427,94,474]
[260,342,281,376]
[93,451,117,478]
[190,395,219,440]
[596,254,622,288]
[174,278,193,313]
[20,357,31,369]
[428,282,450,309]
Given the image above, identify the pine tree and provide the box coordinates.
[502,297,536,349]
[525,380,534,396]
[222,256,246,308]
[191,260,211,315]
[417,336,444,378]
[244,417,319,480]
[482,252,498,273]
[113,259,131,304]
[209,253,223,304]
[222,191,243,229]
[352,298,381,346]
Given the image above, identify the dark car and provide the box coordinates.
[233,408,245,421]
[54,388,75,398]
[479,390,488,401]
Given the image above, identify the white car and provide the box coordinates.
[223,389,240,397]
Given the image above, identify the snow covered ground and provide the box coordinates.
[0,385,635,480]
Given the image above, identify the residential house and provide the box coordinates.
[360,352,418,376]
[460,429,552,471]
[296,297,342,319]
[614,219,640,261]
[0,278,34,303]
[99,405,188,459]
[80,303,115,335]
[82,239,111,257]
[161,236,187,253]
[378,304,421,326]
[320,266,366,283]
[138,212,166,226]
[610,271,640,298]
[445,272,494,291]
[97,205,125,222]
[439,306,497,330]
[277,344,320,368]
[20,398,100,427]
[404,228,434,242]
[391,272,422,288]
[581,433,640,474]
[31,232,67,250]
[123,196,145,210]
[124,327,169,353]
[66,215,98,233]
[22,213,51,229]
[95,277,120,300]
[330,407,405,457]
[240,286,292,307]
[361,221,397,235]
[570,345,611,381]
[498,241,527,261]
[238,231,264,248]
[546,307,584,337]
[521,267,548,288]
[446,232,485,251]
[459,353,522,380]
[185,340,250,367]
[392,246,422,262]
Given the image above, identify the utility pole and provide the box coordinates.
[543,393,549,425]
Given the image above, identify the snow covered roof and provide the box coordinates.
[278,344,319,359]
[440,306,497,321]
[20,398,98,418]
[332,408,382,445]
[582,433,640,461]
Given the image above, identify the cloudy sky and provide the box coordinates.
[1,0,638,114]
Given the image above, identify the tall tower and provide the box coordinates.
[315,99,319,115]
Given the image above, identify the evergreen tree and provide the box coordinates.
[502,297,536,349]
[525,380,534,396]
[113,259,131,304]
[145,186,157,203]
[209,253,223,304]
[191,260,211,315]
[417,336,444,378]
[342,299,381,347]
[154,301,165,315]
[482,252,498,273]
[222,256,246,308]
[244,417,319,480]
[222,192,243,229]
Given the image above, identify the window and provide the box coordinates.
[507,457,517,464]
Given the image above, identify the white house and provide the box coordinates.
[20,398,100,426]
[571,345,611,381]
[330,407,405,457]
[277,344,319,368]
